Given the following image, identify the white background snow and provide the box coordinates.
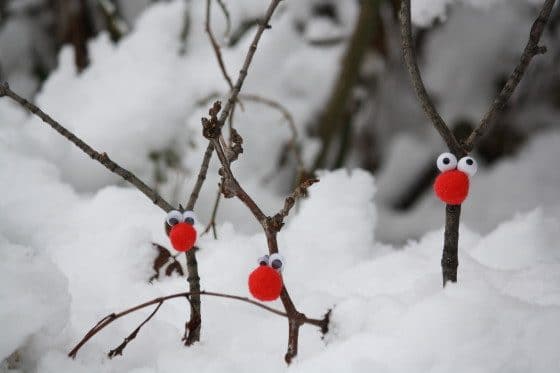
[1,0,560,372]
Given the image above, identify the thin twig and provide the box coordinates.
[398,0,464,156]
[68,290,289,359]
[202,189,221,238]
[216,0,283,129]
[240,93,306,173]
[107,302,163,358]
[0,82,174,212]
[203,105,328,363]
[463,0,556,151]
[205,0,235,90]
[186,142,214,210]
[216,0,232,38]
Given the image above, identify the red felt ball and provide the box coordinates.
[434,170,470,205]
[248,266,283,301]
[169,223,197,252]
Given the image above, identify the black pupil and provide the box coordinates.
[259,260,268,266]
[466,159,473,165]
[169,218,179,225]
[443,158,450,164]
[271,259,282,269]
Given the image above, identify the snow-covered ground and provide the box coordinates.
[1,0,560,372]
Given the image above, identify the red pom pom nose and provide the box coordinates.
[169,223,197,252]
[248,266,283,301]
[434,170,470,205]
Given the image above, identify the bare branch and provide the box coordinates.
[108,302,162,358]
[205,0,235,90]
[0,82,174,212]
[68,290,290,359]
[269,178,319,232]
[398,0,464,156]
[240,93,306,173]
[216,0,283,129]
[202,106,328,363]
[202,189,221,238]
[216,0,232,38]
[185,142,214,210]
[463,0,557,151]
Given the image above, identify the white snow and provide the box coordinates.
[1,0,560,372]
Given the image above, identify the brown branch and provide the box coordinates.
[216,0,283,129]
[181,0,284,346]
[186,142,214,210]
[68,290,290,359]
[463,0,556,151]
[205,0,235,90]
[203,107,328,363]
[398,0,464,156]
[0,81,174,212]
[240,93,306,174]
[107,301,163,358]
[216,0,232,38]
[202,189,221,238]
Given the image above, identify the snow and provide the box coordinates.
[1,0,560,372]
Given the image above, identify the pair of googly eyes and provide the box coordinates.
[436,152,478,176]
[166,210,196,226]
[258,254,284,272]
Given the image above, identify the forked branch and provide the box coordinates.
[399,0,557,286]
[68,290,289,359]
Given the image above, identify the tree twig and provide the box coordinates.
[202,104,328,363]
[0,81,174,212]
[107,301,163,358]
[68,290,290,359]
[463,0,556,152]
[399,0,464,156]
[205,0,235,90]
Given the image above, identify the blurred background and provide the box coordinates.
[1,0,559,244]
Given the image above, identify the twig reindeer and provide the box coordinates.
[399,0,557,285]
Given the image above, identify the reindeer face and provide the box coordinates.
[165,210,197,252]
[248,254,284,301]
[433,152,477,205]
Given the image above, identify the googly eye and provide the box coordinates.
[436,152,458,172]
[269,253,284,272]
[258,255,269,266]
[457,156,477,177]
[166,210,183,226]
[182,210,196,225]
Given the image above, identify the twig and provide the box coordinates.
[202,104,328,363]
[202,189,221,238]
[240,93,306,174]
[399,0,464,156]
[180,0,284,346]
[107,302,162,358]
[186,142,214,210]
[216,0,231,38]
[463,0,556,152]
[0,81,174,212]
[205,0,235,90]
[216,0,283,130]
[68,290,289,359]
